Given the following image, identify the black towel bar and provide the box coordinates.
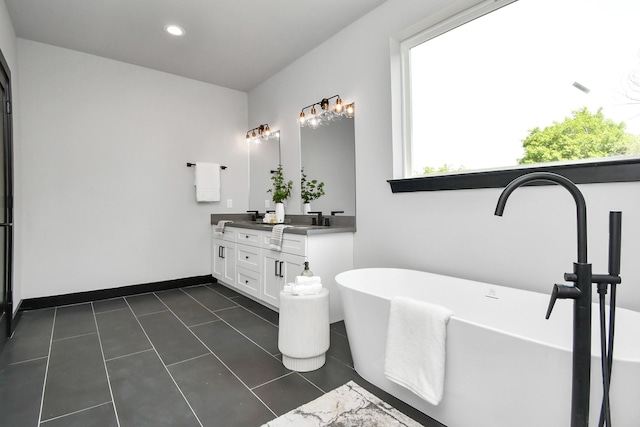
[186,163,227,169]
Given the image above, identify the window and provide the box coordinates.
[393,0,640,191]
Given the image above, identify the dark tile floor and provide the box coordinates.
[0,282,444,427]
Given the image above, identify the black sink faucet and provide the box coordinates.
[495,172,592,427]
[309,211,323,226]
[246,210,260,221]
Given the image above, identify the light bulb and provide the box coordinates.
[345,103,355,118]
[299,111,307,126]
[308,116,320,129]
[333,98,344,113]
[165,25,185,36]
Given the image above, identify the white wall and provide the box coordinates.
[18,39,249,299]
[249,0,640,312]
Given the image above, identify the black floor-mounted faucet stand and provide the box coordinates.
[495,172,622,427]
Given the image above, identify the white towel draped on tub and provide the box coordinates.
[384,296,453,406]
[194,162,221,202]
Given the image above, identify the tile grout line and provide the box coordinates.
[186,318,221,329]
[165,352,211,368]
[134,308,169,318]
[297,372,329,394]
[103,348,155,363]
[157,291,278,418]
[39,401,113,425]
[91,302,122,427]
[51,331,96,343]
[249,371,296,391]
[6,355,49,366]
[123,295,205,427]
[36,307,57,426]
[93,306,130,315]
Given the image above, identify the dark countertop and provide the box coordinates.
[211,213,356,235]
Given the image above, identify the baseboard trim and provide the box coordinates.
[20,275,216,311]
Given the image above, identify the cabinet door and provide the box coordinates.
[281,254,305,286]
[261,251,305,308]
[212,239,236,285]
[222,242,236,284]
[212,239,224,279]
[261,252,282,307]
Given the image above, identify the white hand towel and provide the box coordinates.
[384,296,453,406]
[292,283,323,296]
[294,275,322,286]
[194,162,221,202]
[269,224,292,251]
[214,220,233,237]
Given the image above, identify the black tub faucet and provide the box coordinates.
[495,172,592,427]
[495,172,623,427]
[495,172,587,262]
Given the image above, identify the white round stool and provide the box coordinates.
[278,288,330,372]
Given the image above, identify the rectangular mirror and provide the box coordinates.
[249,133,281,212]
[300,117,356,215]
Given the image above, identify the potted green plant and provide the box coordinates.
[268,165,293,223]
[301,168,325,214]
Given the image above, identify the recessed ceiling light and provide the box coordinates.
[164,25,185,36]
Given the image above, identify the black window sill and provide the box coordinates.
[388,157,640,193]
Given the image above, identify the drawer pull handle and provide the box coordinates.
[245,256,249,259]
[279,261,284,278]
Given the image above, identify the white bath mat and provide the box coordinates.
[260,380,424,427]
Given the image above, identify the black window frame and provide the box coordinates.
[388,157,640,193]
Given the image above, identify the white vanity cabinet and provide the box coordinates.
[211,229,236,285]
[211,224,353,322]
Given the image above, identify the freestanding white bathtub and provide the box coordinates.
[335,268,640,427]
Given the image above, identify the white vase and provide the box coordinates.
[303,203,311,214]
[275,203,285,223]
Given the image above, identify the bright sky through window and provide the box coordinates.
[408,0,640,176]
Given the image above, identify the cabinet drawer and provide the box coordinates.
[236,244,261,272]
[236,267,260,298]
[262,232,307,256]
[236,229,262,247]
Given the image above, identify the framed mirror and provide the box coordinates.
[249,133,281,212]
[300,117,355,215]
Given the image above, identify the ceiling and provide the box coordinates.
[5,0,388,92]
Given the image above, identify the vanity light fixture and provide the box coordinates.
[245,124,278,143]
[298,95,354,128]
